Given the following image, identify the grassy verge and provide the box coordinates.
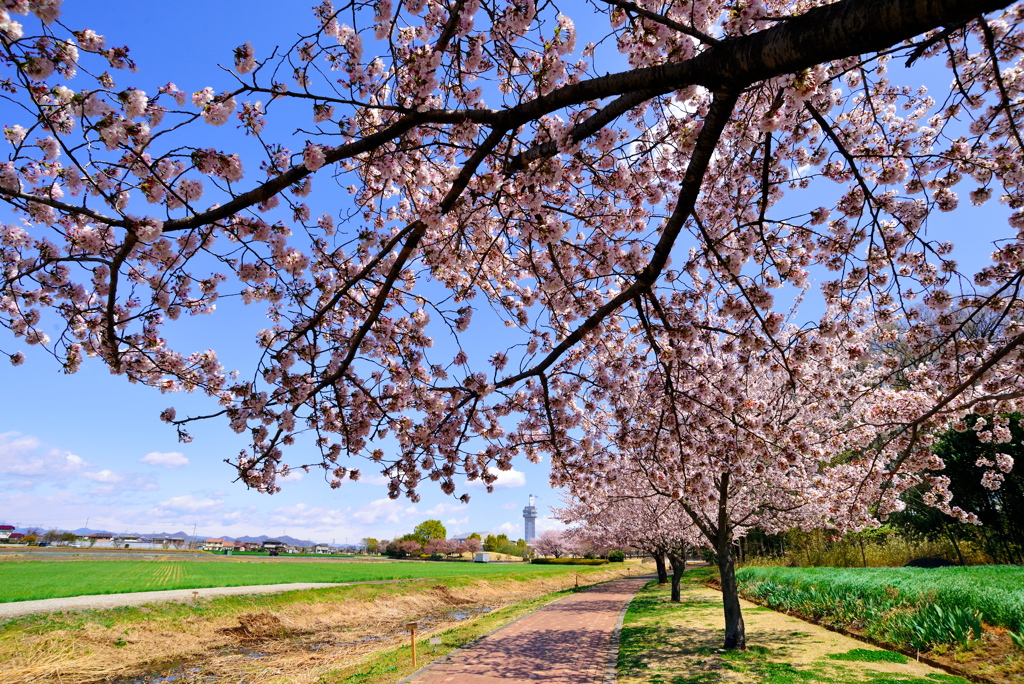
[617,573,973,684]
[0,558,598,603]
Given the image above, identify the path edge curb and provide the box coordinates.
[604,575,656,684]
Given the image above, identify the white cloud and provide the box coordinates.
[536,515,567,533]
[0,431,86,478]
[424,502,467,516]
[82,469,123,483]
[269,502,349,527]
[465,468,526,490]
[140,451,189,468]
[280,470,305,481]
[445,516,470,526]
[351,498,417,525]
[495,521,522,537]
[0,431,40,454]
[355,472,389,485]
[153,494,222,513]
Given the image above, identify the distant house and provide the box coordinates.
[0,525,14,540]
[452,531,488,541]
[203,539,224,551]
[262,540,286,551]
[112,536,144,547]
[8,533,23,542]
[222,541,235,553]
[89,533,113,541]
[163,537,185,548]
[314,544,331,554]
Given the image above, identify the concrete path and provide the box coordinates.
[0,579,423,619]
[404,575,651,684]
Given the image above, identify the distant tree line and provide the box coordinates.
[370,520,535,560]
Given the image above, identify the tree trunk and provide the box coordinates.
[941,522,966,566]
[718,537,746,650]
[654,553,668,583]
[668,551,686,602]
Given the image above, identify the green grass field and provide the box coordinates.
[0,559,604,603]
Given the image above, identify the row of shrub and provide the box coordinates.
[531,558,609,565]
[734,566,1024,651]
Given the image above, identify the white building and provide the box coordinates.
[523,494,538,543]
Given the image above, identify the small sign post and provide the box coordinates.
[429,636,442,651]
[406,622,418,667]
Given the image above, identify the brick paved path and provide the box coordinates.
[406,575,650,683]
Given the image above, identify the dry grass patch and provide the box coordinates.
[0,563,638,683]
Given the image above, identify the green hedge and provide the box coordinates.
[531,558,608,565]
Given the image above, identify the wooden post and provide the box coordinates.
[406,622,418,667]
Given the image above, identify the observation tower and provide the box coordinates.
[523,494,538,543]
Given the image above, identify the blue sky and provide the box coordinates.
[0,3,1016,543]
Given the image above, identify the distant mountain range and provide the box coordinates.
[5,526,334,548]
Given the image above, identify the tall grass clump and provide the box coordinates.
[735,566,1024,650]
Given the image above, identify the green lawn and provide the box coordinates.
[0,559,603,603]
[617,576,972,684]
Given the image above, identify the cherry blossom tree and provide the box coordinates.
[557,471,704,600]
[399,539,424,556]
[3,0,1024,505]
[425,537,452,554]
[532,528,569,557]
[462,536,482,553]
[552,303,990,648]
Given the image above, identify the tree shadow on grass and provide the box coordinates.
[616,582,970,684]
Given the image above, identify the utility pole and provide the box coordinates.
[190,522,197,550]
